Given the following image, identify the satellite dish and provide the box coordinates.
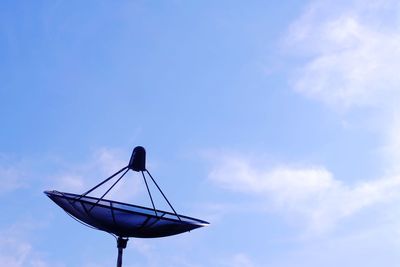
[45,146,209,267]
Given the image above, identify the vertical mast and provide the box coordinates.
[116,237,128,267]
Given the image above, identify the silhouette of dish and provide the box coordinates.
[45,146,209,266]
[45,190,208,238]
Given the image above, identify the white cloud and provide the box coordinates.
[255,0,400,234]
[128,239,153,258]
[271,219,400,267]
[0,165,26,194]
[209,154,400,233]
[54,174,85,192]
[221,253,257,267]
[209,156,335,200]
[287,0,400,110]
[0,156,28,194]
[0,222,62,267]
[95,148,127,174]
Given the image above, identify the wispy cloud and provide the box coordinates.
[0,221,63,267]
[283,0,400,174]
[0,155,28,195]
[246,0,400,234]
[224,253,257,267]
[271,219,400,267]
[0,166,26,194]
[209,153,400,233]
[286,0,400,110]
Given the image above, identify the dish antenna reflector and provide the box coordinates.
[45,146,208,267]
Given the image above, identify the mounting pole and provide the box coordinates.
[116,237,128,267]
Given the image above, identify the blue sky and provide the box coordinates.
[2,0,400,266]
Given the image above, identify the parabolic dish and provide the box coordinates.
[45,190,209,238]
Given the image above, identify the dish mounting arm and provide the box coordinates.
[75,146,181,221]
